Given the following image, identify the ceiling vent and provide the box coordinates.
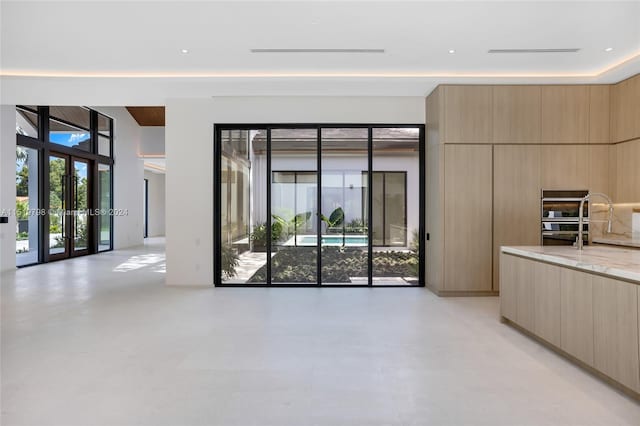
[488,48,581,54]
[250,48,385,54]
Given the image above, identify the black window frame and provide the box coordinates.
[15,105,115,267]
[214,123,425,287]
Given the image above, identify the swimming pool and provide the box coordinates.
[296,235,368,246]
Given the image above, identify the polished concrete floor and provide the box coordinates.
[2,239,639,426]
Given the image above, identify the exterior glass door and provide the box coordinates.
[48,154,68,259]
[48,153,91,260]
[72,158,90,254]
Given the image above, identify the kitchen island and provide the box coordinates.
[500,245,640,398]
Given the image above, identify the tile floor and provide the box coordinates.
[1,238,639,425]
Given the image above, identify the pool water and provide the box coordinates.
[298,235,368,246]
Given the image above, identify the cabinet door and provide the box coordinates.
[515,256,535,330]
[614,140,640,203]
[444,145,493,291]
[611,75,640,143]
[541,86,589,143]
[593,276,640,392]
[493,86,541,143]
[533,263,561,346]
[442,86,492,143]
[541,145,590,190]
[560,268,594,366]
[589,85,610,144]
[493,145,541,290]
[500,253,517,320]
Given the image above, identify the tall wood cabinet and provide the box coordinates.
[426,82,616,295]
[492,145,541,290]
[443,145,493,291]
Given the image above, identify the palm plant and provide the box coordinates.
[320,207,344,232]
[271,211,312,238]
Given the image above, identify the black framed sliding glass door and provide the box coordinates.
[214,124,424,287]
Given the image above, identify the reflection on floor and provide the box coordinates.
[2,238,639,425]
[16,250,38,266]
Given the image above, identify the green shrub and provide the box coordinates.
[250,222,283,252]
[221,243,239,279]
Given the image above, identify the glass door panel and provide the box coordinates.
[371,128,420,286]
[320,128,369,285]
[220,129,267,284]
[270,129,317,284]
[16,146,39,266]
[72,159,89,253]
[48,154,68,259]
[98,164,112,251]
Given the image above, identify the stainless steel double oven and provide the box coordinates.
[541,189,589,246]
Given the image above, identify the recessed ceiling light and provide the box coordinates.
[604,47,614,52]
[180,49,189,54]
[448,49,456,54]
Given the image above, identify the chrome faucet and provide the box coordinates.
[577,192,614,250]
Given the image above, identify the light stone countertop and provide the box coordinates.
[501,245,640,284]
[593,234,640,248]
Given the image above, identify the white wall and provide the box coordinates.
[140,127,165,156]
[144,170,166,237]
[94,107,144,249]
[0,105,17,272]
[165,96,425,286]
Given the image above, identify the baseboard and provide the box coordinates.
[437,290,499,297]
[425,282,499,297]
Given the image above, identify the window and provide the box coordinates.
[16,146,39,266]
[215,125,424,287]
[15,106,115,265]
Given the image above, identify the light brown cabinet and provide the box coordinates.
[593,276,640,392]
[541,145,590,190]
[611,74,640,143]
[442,86,492,143]
[613,139,640,202]
[493,145,541,290]
[588,145,611,195]
[493,86,541,143]
[541,86,590,143]
[589,85,611,144]
[500,253,640,395]
[560,268,594,366]
[443,145,493,291]
[533,262,561,347]
[515,256,535,330]
[500,254,535,329]
[425,80,622,295]
[500,254,517,320]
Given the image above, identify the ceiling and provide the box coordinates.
[1,1,639,104]
[126,107,166,126]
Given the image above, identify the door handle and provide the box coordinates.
[61,175,66,239]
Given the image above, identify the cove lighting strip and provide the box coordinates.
[2,51,638,79]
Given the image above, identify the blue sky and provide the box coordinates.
[49,131,90,147]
